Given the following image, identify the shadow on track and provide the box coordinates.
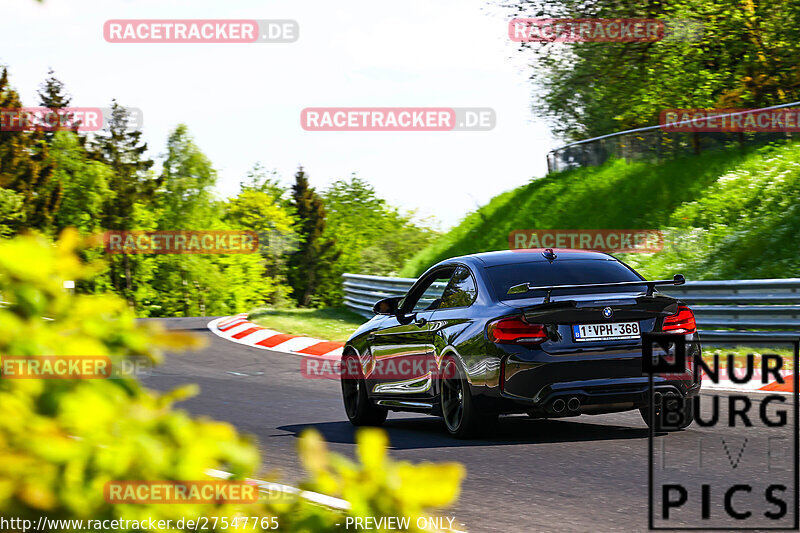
[279,415,662,450]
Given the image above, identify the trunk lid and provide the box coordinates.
[501,292,679,355]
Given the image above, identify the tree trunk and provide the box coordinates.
[123,253,135,310]
[692,132,702,155]
[302,266,316,307]
[181,271,190,317]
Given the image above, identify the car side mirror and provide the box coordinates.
[373,296,402,316]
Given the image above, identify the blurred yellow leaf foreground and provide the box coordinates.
[0,231,465,532]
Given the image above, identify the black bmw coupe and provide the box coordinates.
[341,249,701,438]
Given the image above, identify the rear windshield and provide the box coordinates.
[488,259,646,301]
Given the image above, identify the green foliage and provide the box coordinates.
[158,125,218,229]
[0,232,465,530]
[0,67,58,232]
[239,163,289,203]
[37,68,74,144]
[148,125,222,317]
[315,176,438,305]
[297,429,465,531]
[400,144,751,276]
[0,231,256,524]
[624,141,800,280]
[401,140,800,281]
[50,131,112,235]
[88,101,156,232]
[1,63,434,317]
[323,176,438,276]
[509,0,800,139]
[0,188,23,236]
[287,167,339,307]
[85,101,156,307]
[225,164,297,307]
[137,129,297,317]
[38,68,71,110]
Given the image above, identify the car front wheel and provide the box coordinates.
[341,353,387,426]
[440,357,497,438]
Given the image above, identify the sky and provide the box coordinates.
[2,0,554,230]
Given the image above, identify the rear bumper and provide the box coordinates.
[497,376,699,415]
[476,339,702,415]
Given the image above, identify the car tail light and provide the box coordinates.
[488,316,548,344]
[662,305,696,334]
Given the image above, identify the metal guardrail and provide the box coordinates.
[343,273,800,340]
[547,101,800,173]
[343,274,440,314]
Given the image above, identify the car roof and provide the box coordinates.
[444,249,614,268]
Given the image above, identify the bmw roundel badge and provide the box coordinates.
[602,307,613,319]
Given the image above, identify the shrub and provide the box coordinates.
[0,230,464,531]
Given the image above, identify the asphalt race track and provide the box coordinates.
[142,317,797,533]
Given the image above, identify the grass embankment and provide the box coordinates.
[248,307,367,342]
[399,141,800,281]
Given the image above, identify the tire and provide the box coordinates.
[640,394,694,431]
[440,357,497,438]
[340,353,388,426]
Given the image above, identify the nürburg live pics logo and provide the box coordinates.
[643,333,799,530]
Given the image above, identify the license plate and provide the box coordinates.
[572,322,640,342]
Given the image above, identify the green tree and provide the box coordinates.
[0,67,58,233]
[37,68,71,110]
[142,127,285,317]
[318,175,438,302]
[287,167,338,307]
[157,124,217,229]
[323,175,437,273]
[89,101,156,230]
[509,0,800,139]
[225,163,296,306]
[148,125,221,317]
[50,131,111,235]
[37,68,77,142]
[240,162,288,202]
[0,188,23,237]
[38,71,109,239]
[88,101,156,308]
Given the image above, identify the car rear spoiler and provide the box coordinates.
[507,274,685,303]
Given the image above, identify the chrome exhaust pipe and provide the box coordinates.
[567,397,581,411]
[551,398,566,413]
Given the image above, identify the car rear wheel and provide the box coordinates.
[440,357,496,438]
[640,395,694,431]
[341,354,387,426]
